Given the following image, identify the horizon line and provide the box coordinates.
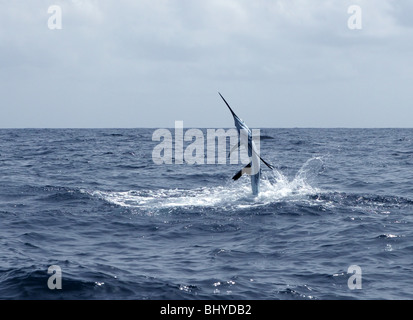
[0,127,412,130]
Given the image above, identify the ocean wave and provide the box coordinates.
[0,264,234,299]
[310,192,413,214]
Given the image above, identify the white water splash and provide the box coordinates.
[89,157,325,212]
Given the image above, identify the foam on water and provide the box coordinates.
[89,157,325,214]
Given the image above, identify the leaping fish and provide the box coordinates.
[218,92,274,195]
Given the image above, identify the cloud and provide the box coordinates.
[0,0,412,127]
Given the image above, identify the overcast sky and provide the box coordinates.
[1,0,412,128]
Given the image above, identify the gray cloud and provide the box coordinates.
[0,0,412,128]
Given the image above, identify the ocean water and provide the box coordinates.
[0,128,412,300]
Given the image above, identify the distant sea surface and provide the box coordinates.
[1,128,412,300]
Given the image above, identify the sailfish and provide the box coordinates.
[218,92,274,195]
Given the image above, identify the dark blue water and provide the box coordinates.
[1,128,412,300]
